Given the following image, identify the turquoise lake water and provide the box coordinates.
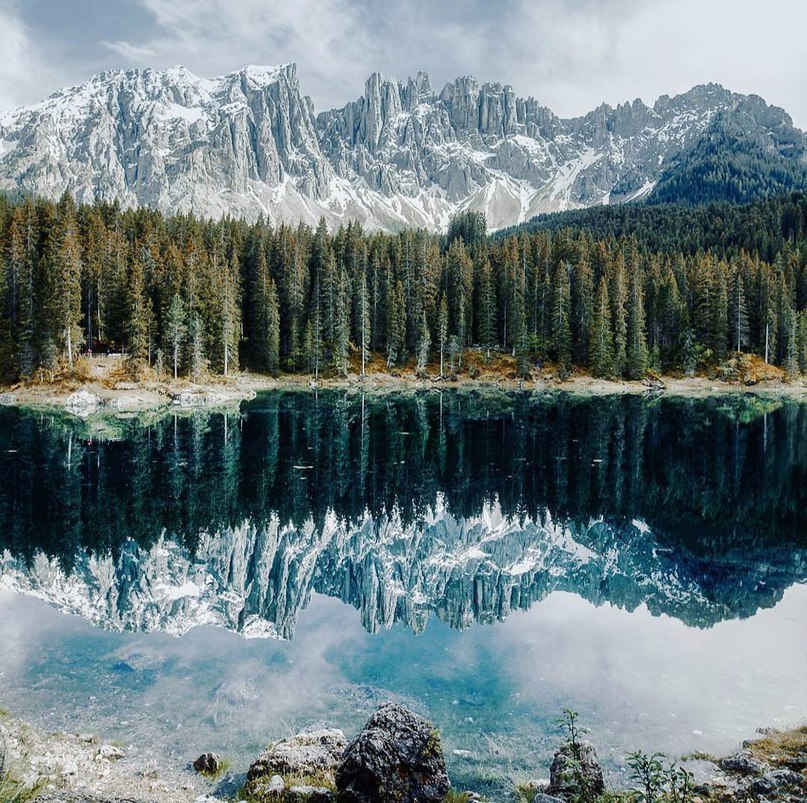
[0,390,805,794]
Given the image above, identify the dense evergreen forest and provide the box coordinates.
[497,192,807,260]
[646,115,807,207]
[0,193,805,383]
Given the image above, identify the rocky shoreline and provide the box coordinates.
[0,368,805,420]
[2,704,805,803]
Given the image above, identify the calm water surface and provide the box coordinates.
[0,390,805,793]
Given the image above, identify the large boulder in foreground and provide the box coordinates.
[547,741,604,799]
[335,703,450,803]
[247,727,347,782]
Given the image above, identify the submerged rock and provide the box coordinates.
[65,389,101,416]
[172,390,207,408]
[193,752,223,774]
[335,702,450,803]
[95,745,125,761]
[247,727,346,782]
[547,741,604,799]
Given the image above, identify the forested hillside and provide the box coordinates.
[646,109,807,206]
[0,195,805,384]
[497,192,807,261]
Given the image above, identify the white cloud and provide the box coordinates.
[0,2,55,113]
[495,0,807,125]
[132,0,376,107]
[100,39,157,62]
[3,0,807,128]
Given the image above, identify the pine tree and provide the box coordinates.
[550,263,572,373]
[511,245,528,376]
[437,297,448,378]
[81,208,107,353]
[572,254,594,365]
[784,307,798,377]
[188,312,207,381]
[126,245,151,375]
[165,294,187,379]
[390,280,406,367]
[589,277,614,378]
[759,266,778,364]
[477,256,497,359]
[680,323,698,376]
[0,251,13,381]
[265,275,281,375]
[42,197,83,370]
[6,206,36,378]
[218,254,240,377]
[625,268,649,379]
[729,269,750,353]
[711,263,729,361]
[609,253,628,375]
[358,268,370,377]
[416,308,431,378]
[334,265,351,376]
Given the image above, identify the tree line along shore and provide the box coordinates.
[0,194,806,389]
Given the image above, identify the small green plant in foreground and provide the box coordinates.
[238,769,337,802]
[0,752,42,803]
[557,708,590,761]
[626,751,695,803]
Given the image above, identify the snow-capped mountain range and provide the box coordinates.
[2,502,803,639]
[0,63,804,231]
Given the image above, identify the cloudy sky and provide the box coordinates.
[1,0,805,127]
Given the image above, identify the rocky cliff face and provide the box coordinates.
[0,64,331,222]
[2,503,803,638]
[0,66,804,231]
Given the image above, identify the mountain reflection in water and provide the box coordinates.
[0,390,804,638]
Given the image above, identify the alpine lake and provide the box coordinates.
[0,389,805,795]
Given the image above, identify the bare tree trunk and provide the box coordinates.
[765,322,770,364]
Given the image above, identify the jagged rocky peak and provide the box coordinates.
[404,70,434,108]
[652,82,733,116]
[1,67,804,231]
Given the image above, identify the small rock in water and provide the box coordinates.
[193,752,223,775]
[173,390,206,408]
[247,727,346,781]
[65,389,101,416]
[95,744,125,761]
[77,733,96,744]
